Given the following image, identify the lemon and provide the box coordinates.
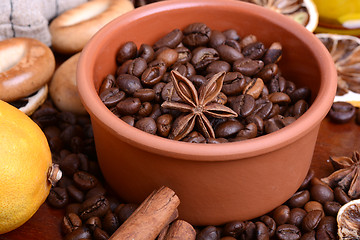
[0,100,61,234]
[337,199,360,240]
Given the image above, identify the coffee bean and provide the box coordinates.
[85,216,102,232]
[138,44,155,63]
[217,44,243,63]
[141,60,167,86]
[79,196,110,220]
[310,184,334,204]
[317,216,337,237]
[223,29,240,41]
[215,119,243,138]
[137,102,153,117]
[116,203,139,223]
[304,201,323,214]
[275,224,301,240]
[268,92,291,105]
[197,226,221,240]
[128,57,148,77]
[240,221,256,240]
[47,187,69,208]
[233,58,264,76]
[156,48,178,67]
[243,78,264,99]
[135,117,157,135]
[288,208,307,228]
[73,171,98,191]
[183,23,211,47]
[222,221,244,238]
[263,42,282,65]
[242,41,265,60]
[64,226,91,240]
[334,186,351,205]
[273,205,290,226]
[206,60,231,73]
[287,190,310,208]
[66,203,81,215]
[93,227,110,240]
[328,101,356,124]
[156,114,173,137]
[62,213,82,235]
[191,47,219,70]
[99,74,115,95]
[116,41,137,64]
[100,88,126,108]
[116,97,141,115]
[67,184,85,203]
[153,28,183,50]
[116,74,142,95]
[323,201,341,217]
[85,185,106,200]
[299,169,315,190]
[302,210,323,232]
[209,30,226,48]
[255,63,279,82]
[133,88,156,102]
[300,231,315,240]
[102,211,120,235]
[255,221,270,240]
[260,215,276,237]
[175,46,192,64]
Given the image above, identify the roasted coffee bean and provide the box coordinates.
[149,103,162,120]
[85,216,102,232]
[215,119,243,138]
[310,184,334,204]
[273,205,290,226]
[246,114,264,135]
[315,228,336,240]
[222,72,246,96]
[264,116,284,134]
[116,97,141,115]
[302,210,323,232]
[242,41,265,60]
[153,82,166,102]
[255,63,279,82]
[48,136,63,153]
[120,115,135,126]
[223,29,240,41]
[334,187,351,205]
[93,227,110,240]
[47,187,69,208]
[206,137,228,144]
[141,60,167,86]
[240,34,257,48]
[156,47,178,67]
[220,237,236,240]
[260,215,276,237]
[135,117,157,135]
[234,122,257,140]
[153,28,183,50]
[253,100,273,119]
[222,220,245,238]
[116,59,132,75]
[102,211,120,235]
[183,22,211,47]
[32,105,58,127]
[191,47,219,70]
[79,196,110,220]
[304,201,324,214]
[287,190,310,208]
[85,185,106,200]
[323,201,341,217]
[276,224,301,240]
[239,221,256,240]
[99,74,115,95]
[60,153,80,176]
[196,226,221,240]
[285,81,296,96]
[301,231,315,240]
[67,185,85,203]
[263,42,282,65]
[116,203,139,223]
[66,203,81,215]
[243,78,264,99]
[233,58,264,76]
[289,208,307,228]
[73,171,98,191]
[317,216,337,237]
[293,100,308,119]
[161,82,182,102]
[116,74,142,94]
[62,213,82,235]
[299,169,315,190]
[216,44,243,63]
[156,114,173,137]
[206,60,231,73]
[128,57,147,77]
[268,92,291,105]
[209,30,226,48]
[174,46,192,64]
[64,226,91,240]
[133,88,155,102]
[99,88,126,107]
[328,101,356,124]
[229,94,255,117]
[116,41,137,64]
[255,221,270,240]
[137,102,153,117]
[138,43,155,63]
[289,87,311,103]
[268,76,286,93]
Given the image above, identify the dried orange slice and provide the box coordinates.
[316,33,360,107]
[337,199,360,240]
[241,0,319,32]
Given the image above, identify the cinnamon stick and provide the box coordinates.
[163,220,196,240]
[109,186,180,240]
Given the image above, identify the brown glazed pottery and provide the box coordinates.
[77,0,337,225]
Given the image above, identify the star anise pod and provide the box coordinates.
[321,151,360,199]
[161,70,238,140]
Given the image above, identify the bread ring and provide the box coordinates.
[12,85,49,116]
[0,37,55,102]
[49,0,134,54]
[49,52,87,115]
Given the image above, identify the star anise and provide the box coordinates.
[161,70,238,140]
[321,151,360,199]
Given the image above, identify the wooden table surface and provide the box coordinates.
[1,116,359,239]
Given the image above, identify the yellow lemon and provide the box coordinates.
[0,100,61,234]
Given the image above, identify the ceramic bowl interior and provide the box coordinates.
[77,0,337,225]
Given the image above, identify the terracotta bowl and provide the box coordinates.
[77,0,337,225]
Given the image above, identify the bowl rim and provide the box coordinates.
[77,0,337,161]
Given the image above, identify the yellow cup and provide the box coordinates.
[313,0,360,35]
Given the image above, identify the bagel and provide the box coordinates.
[49,0,134,54]
[49,52,87,115]
[0,37,55,115]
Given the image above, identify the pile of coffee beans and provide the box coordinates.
[31,99,358,240]
[98,22,312,143]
